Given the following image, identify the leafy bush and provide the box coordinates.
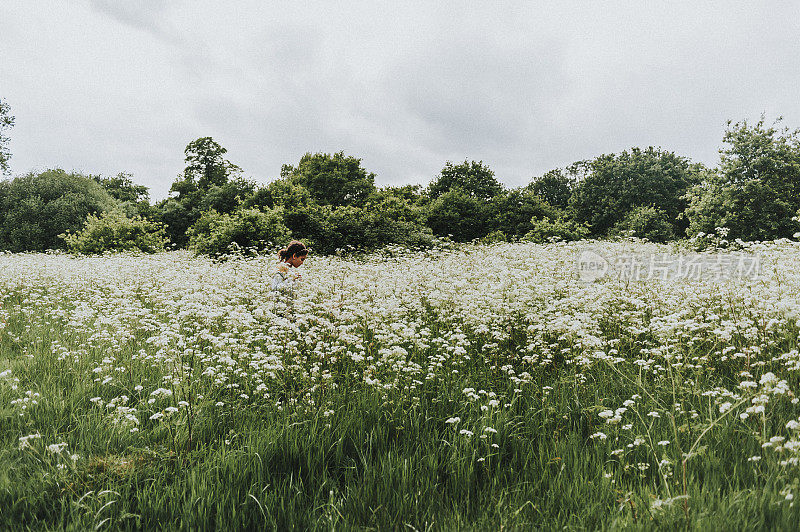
[611,205,675,242]
[361,193,432,249]
[481,230,507,244]
[0,169,117,251]
[318,203,432,255]
[188,207,291,258]
[61,209,167,254]
[490,189,560,238]
[523,216,590,243]
[425,188,493,242]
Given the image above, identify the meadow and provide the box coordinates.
[2,240,800,530]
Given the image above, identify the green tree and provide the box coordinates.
[93,173,149,203]
[683,173,797,242]
[427,160,503,200]
[169,174,199,201]
[154,137,247,247]
[154,198,193,248]
[490,188,559,238]
[283,152,376,207]
[683,117,800,242]
[0,98,14,175]
[243,179,332,250]
[527,168,576,210]
[569,147,700,236]
[0,169,117,251]
[426,187,493,242]
[92,172,152,218]
[242,179,432,254]
[360,191,432,249]
[198,178,256,214]
[184,137,242,190]
[611,205,675,243]
[374,184,428,206]
[720,116,800,198]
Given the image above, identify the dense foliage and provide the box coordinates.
[611,205,675,243]
[0,169,116,251]
[569,147,700,236]
[683,118,800,241]
[523,215,591,243]
[153,137,250,248]
[283,151,376,207]
[60,208,168,254]
[187,207,291,258]
[4,116,800,255]
[93,173,153,219]
[427,160,503,200]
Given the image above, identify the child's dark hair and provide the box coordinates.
[278,240,308,261]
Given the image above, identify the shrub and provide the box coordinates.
[0,169,117,251]
[188,207,291,258]
[683,176,798,242]
[61,209,168,254]
[481,230,507,244]
[611,205,675,242]
[426,188,493,242]
[523,216,590,243]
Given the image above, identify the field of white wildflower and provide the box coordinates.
[3,240,800,529]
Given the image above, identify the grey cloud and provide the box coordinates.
[4,1,800,199]
[87,0,175,43]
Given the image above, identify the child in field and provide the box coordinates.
[271,240,308,294]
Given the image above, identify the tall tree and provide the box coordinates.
[155,137,244,247]
[427,160,503,200]
[569,147,700,236]
[683,117,800,241]
[719,116,800,200]
[282,151,376,207]
[527,168,576,210]
[183,137,241,190]
[93,172,153,218]
[0,98,14,176]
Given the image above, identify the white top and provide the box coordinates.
[270,262,300,293]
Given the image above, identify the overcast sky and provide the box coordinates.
[2,1,799,200]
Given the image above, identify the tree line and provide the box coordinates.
[2,97,800,256]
